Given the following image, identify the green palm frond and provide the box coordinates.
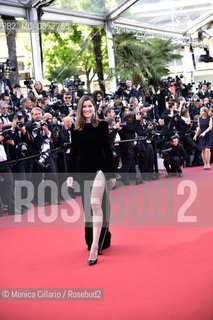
[114,32,182,86]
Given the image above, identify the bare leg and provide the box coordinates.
[88,171,106,262]
[205,148,211,168]
[202,149,206,168]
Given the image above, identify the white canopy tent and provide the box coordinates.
[1,0,213,89]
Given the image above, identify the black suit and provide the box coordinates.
[161,109,179,139]
[162,142,187,174]
[26,120,59,204]
[0,142,16,214]
[56,125,72,199]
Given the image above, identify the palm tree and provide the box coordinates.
[114,32,181,86]
[91,27,105,94]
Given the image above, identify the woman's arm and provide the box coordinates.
[193,118,201,140]
[31,86,43,100]
[201,116,213,137]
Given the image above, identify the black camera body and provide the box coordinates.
[24,78,33,89]
[31,120,47,134]
[40,120,48,128]
[52,122,61,131]
[49,81,59,96]
[16,121,24,128]
[16,142,28,157]
[35,150,51,169]
[0,59,16,78]
[63,74,85,89]
[1,128,14,141]
[118,81,127,89]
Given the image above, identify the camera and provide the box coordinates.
[24,78,33,89]
[31,121,47,134]
[199,46,213,63]
[40,120,48,128]
[197,80,207,90]
[16,121,24,128]
[1,128,14,141]
[0,59,16,78]
[118,81,127,89]
[35,150,50,169]
[16,143,28,157]
[49,81,58,96]
[31,122,39,134]
[63,74,85,89]
[52,122,61,131]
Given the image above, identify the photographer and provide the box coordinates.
[105,116,121,177]
[74,83,84,100]
[198,82,207,100]
[129,96,140,109]
[161,100,180,140]
[26,107,59,205]
[190,98,202,119]
[203,97,210,109]
[0,118,26,215]
[119,111,140,184]
[0,92,10,105]
[104,106,116,119]
[60,92,74,116]
[177,109,197,167]
[143,85,158,109]
[49,84,63,102]
[20,97,33,122]
[136,115,155,180]
[10,113,30,174]
[116,80,138,102]
[157,82,171,117]
[0,71,13,95]
[30,81,47,101]
[11,84,23,110]
[57,116,74,199]
[0,101,13,129]
[40,97,51,112]
[205,82,213,99]
[92,90,106,119]
[160,136,187,178]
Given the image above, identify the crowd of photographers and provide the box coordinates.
[0,74,213,216]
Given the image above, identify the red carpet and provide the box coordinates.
[1,166,213,320]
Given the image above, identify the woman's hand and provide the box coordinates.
[193,135,197,141]
[200,132,206,138]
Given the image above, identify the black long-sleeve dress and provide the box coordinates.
[69,120,115,251]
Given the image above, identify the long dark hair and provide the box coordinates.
[75,95,100,131]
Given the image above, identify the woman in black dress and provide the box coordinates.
[69,95,116,265]
[193,107,213,169]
